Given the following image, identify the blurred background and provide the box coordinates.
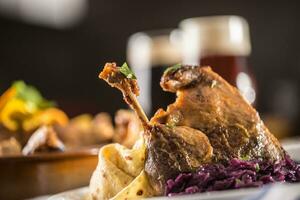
[0,0,299,138]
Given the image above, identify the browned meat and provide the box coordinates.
[99,63,213,195]
[152,65,284,162]
[145,124,212,193]
[99,63,285,195]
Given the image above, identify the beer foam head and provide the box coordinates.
[127,30,182,68]
[180,16,251,64]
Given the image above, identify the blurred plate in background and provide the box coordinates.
[0,146,100,200]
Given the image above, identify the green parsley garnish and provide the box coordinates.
[255,163,260,172]
[119,62,136,79]
[12,81,55,109]
[240,155,250,161]
[164,63,181,75]
[235,178,242,185]
[210,80,217,88]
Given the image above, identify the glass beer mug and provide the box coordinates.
[127,30,182,116]
[179,16,256,104]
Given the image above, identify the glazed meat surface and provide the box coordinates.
[145,124,212,193]
[99,63,213,194]
[151,65,284,162]
[99,63,285,196]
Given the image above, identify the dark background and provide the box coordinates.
[0,0,299,130]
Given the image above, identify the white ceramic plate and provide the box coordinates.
[48,142,300,200]
[48,186,262,200]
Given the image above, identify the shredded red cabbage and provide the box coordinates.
[166,155,300,196]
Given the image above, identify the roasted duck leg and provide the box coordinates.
[99,63,213,194]
[152,65,284,162]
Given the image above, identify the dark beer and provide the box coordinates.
[127,30,181,116]
[151,65,175,116]
[180,16,256,104]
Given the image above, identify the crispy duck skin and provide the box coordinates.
[152,65,284,162]
[145,124,212,193]
[99,63,213,195]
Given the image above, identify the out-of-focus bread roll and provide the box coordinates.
[113,110,142,148]
[0,137,21,156]
[93,113,115,142]
[57,113,114,147]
